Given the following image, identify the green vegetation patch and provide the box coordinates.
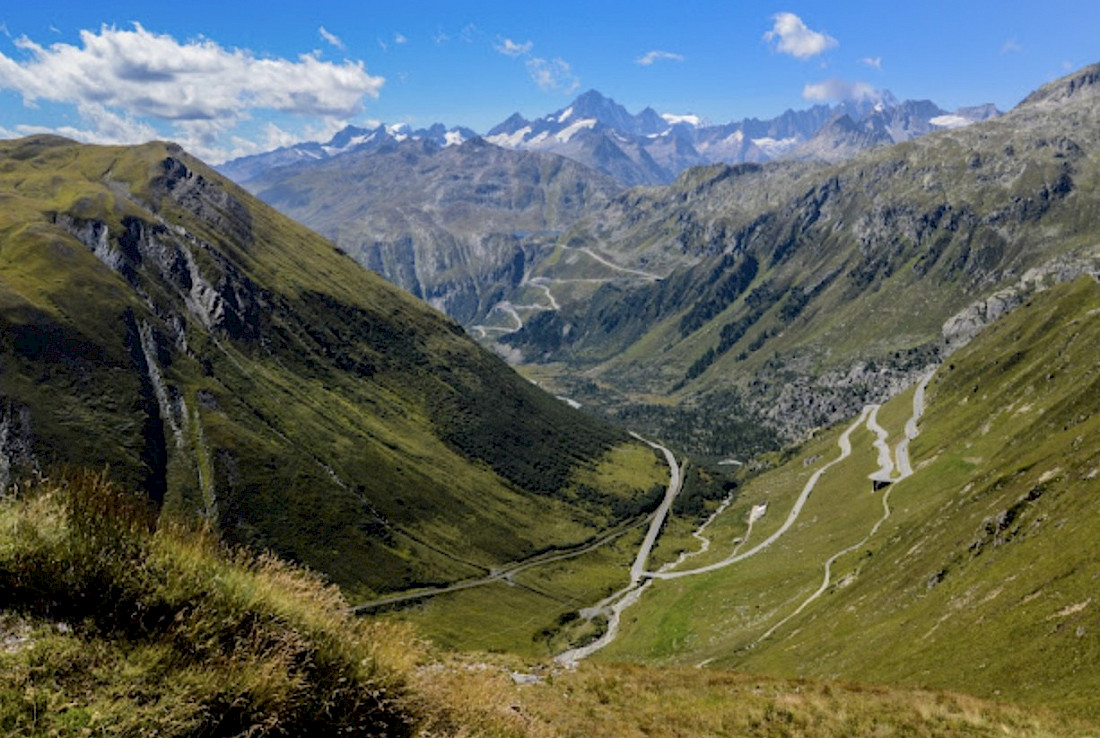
[0,472,537,737]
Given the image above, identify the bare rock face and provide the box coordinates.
[942,248,1100,349]
[0,400,36,495]
[56,213,268,343]
[1018,63,1100,109]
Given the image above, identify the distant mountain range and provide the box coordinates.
[483,89,999,184]
[216,89,1002,331]
[496,65,1100,448]
[219,89,1000,187]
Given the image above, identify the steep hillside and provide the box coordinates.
[241,137,621,324]
[604,275,1100,719]
[0,135,666,600]
[502,63,1100,451]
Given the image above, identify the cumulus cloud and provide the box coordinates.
[318,26,344,50]
[394,32,407,45]
[636,50,684,66]
[495,37,533,57]
[860,56,882,70]
[526,57,579,93]
[802,78,881,102]
[0,24,384,162]
[763,12,838,59]
[15,102,158,145]
[0,24,383,121]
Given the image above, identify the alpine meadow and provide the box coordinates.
[1,8,1099,736]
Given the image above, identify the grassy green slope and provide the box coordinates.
[6,472,1093,737]
[0,135,666,599]
[605,276,1100,718]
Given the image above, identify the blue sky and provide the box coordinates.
[0,1,1096,162]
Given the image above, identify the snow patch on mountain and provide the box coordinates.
[322,131,376,156]
[751,136,800,157]
[487,126,533,148]
[930,114,976,129]
[554,118,598,143]
[662,113,702,127]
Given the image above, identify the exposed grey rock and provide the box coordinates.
[943,247,1100,349]
[0,399,37,495]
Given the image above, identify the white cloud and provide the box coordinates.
[636,50,684,66]
[526,57,579,93]
[802,78,881,102]
[496,37,533,57]
[394,32,407,45]
[0,24,385,162]
[859,56,882,70]
[0,24,384,121]
[1001,38,1022,54]
[763,12,838,59]
[319,26,345,50]
[14,102,158,146]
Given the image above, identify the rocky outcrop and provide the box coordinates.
[57,213,268,342]
[0,400,37,495]
[943,247,1100,348]
[1018,63,1100,109]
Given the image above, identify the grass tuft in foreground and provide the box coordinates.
[0,471,531,737]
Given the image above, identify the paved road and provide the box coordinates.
[562,245,662,281]
[556,435,683,666]
[556,371,939,662]
[896,372,934,479]
[646,406,873,581]
[351,520,644,613]
[866,405,894,483]
[629,433,684,584]
[752,370,935,645]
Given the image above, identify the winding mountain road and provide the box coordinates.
[556,370,937,663]
[351,519,646,614]
[645,405,873,580]
[562,245,663,281]
[752,370,934,645]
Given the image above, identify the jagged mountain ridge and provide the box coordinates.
[0,135,665,599]
[216,89,998,338]
[220,89,999,189]
[217,121,478,183]
[485,89,998,184]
